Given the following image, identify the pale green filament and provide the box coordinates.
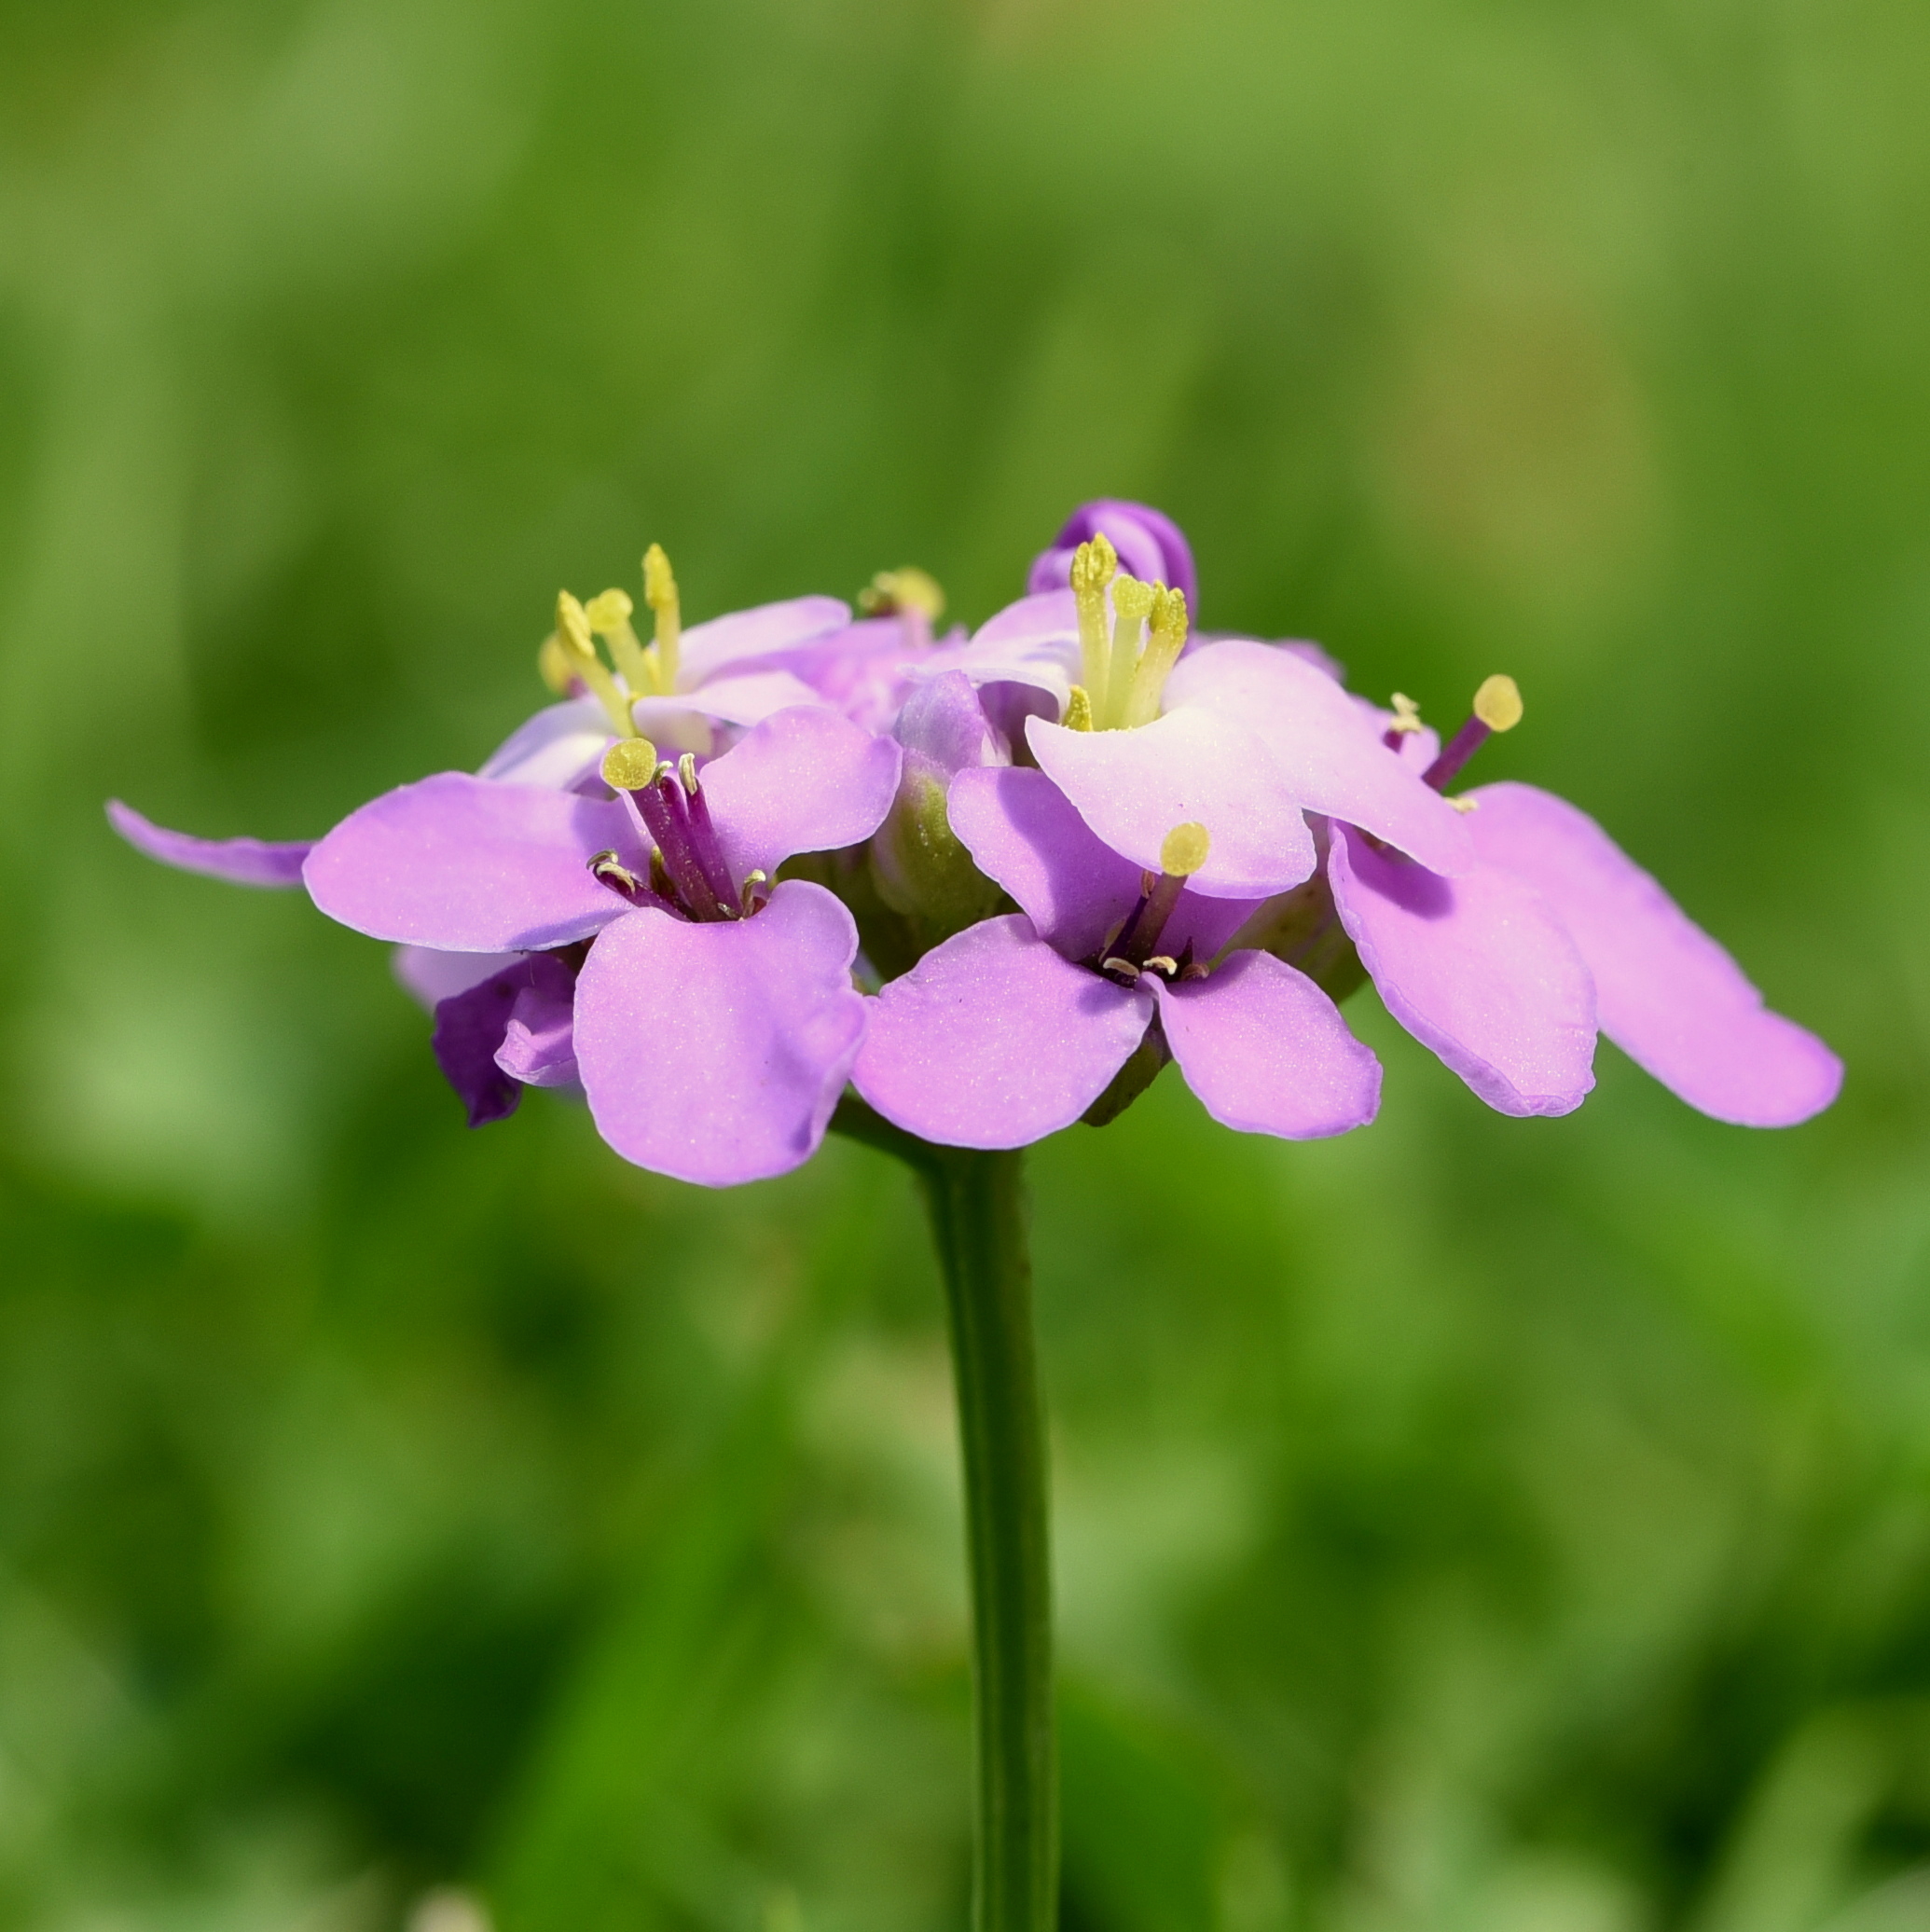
[556,591,640,738]
[1119,586,1189,728]
[1069,534,1118,722]
[1104,575,1155,729]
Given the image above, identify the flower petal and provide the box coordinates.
[431,955,577,1127]
[1465,782,1842,1125]
[701,706,903,884]
[303,773,633,951]
[637,669,828,733]
[573,880,865,1185]
[923,591,1080,712]
[675,595,852,685]
[393,945,522,1010]
[947,767,1146,957]
[1027,709,1317,899]
[852,915,1151,1148]
[1168,640,1475,876]
[477,697,611,790]
[1151,952,1381,1138]
[1328,824,1596,1117]
[1028,500,1198,611]
[107,800,313,888]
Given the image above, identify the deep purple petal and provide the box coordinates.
[431,954,577,1126]
[1328,825,1596,1117]
[393,945,522,1010]
[1465,782,1841,1125]
[947,767,1145,957]
[496,964,580,1088]
[1168,640,1476,876]
[702,706,903,884]
[1027,501,1198,611]
[107,801,313,888]
[573,880,865,1185]
[1027,710,1318,900]
[676,596,853,684]
[1151,953,1381,1138]
[852,916,1151,1148]
[304,773,633,951]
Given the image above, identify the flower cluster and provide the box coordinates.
[111,504,1840,1183]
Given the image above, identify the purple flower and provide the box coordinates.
[117,708,902,1182]
[1027,499,1198,614]
[851,766,1381,1148]
[934,570,1474,903]
[1257,684,1841,1125]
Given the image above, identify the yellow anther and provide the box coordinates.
[585,588,633,629]
[1070,534,1118,718]
[1474,674,1523,732]
[601,737,661,792]
[537,630,576,696]
[556,590,640,735]
[1448,795,1481,813]
[677,752,699,795]
[858,567,946,620]
[1121,584,1189,729]
[585,586,657,693]
[1388,692,1424,735]
[642,543,682,691]
[1064,684,1094,732]
[1160,821,1210,877]
[556,590,597,662]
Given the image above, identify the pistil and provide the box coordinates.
[1423,675,1522,792]
[600,738,741,923]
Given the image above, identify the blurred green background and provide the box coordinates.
[1,0,1925,1926]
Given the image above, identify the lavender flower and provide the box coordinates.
[1026,499,1197,612]
[851,766,1380,1147]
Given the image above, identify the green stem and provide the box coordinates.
[831,1100,1057,1930]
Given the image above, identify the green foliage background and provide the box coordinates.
[1,0,1924,1925]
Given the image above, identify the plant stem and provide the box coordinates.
[831,1100,1057,1930]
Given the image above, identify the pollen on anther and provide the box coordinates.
[1388,693,1424,735]
[1160,821,1210,877]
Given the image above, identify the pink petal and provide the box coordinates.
[573,880,865,1186]
[638,669,829,732]
[947,767,1147,957]
[1151,952,1381,1138]
[1027,709,1317,900]
[675,596,852,684]
[303,773,633,952]
[477,698,611,790]
[1328,825,1597,1118]
[1466,782,1842,1126]
[852,916,1152,1148]
[107,800,313,888]
[1168,641,1475,876]
[702,706,903,884]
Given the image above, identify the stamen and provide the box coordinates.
[1383,692,1423,750]
[739,869,769,917]
[588,849,645,897]
[602,738,726,920]
[1143,955,1179,978]
[538,630,577,696]
[1104,574,1156,729]
[1120,586,1189,729]
[558,591,639,738]
[1069,534,1118,721]
[1064,684,1095,733]
[1100,957,1140,984]
[1423,674,1523,792]
[677,755,740,911]
[586,586,658,695]
[643,544,682,693]
[858,567,946,620]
